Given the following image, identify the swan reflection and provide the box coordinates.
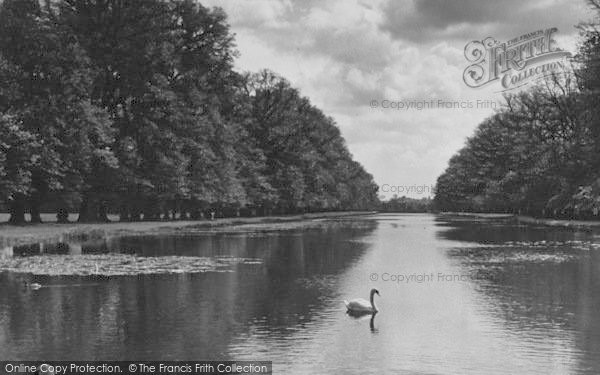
[346,310,379,333]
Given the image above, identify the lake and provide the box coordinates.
[1,214,599,374]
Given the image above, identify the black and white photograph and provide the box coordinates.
[0,0,599,373]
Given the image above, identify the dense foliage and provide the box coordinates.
[0,0,378,223]
[434,1,600,219]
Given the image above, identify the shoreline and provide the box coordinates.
[0,211,376,247]
[437,212,514,219]
[439,211,600,229]
[514,215,600,228]
[5,210,598,248]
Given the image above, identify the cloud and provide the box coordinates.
[215,0,292,29]
[380,0,590,44]
[201,0,589,198]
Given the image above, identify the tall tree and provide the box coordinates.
[0,0,116,223]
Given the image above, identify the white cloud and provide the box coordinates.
[202,0,588,198]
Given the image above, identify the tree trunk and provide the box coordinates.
[172,201,179,220]
[8,194,26,225]
[29,199,42,223]
[119,203,130,222]
[57,207,70,223]
[79,197,111,222]
[78,197,97,222]
[143,200,160,221]
[190,209,201,220]
[98,201,110,222]
[143,211,158,221]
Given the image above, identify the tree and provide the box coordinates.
[0,0,116,223]
[434,13,600,218]
[0,0,379,223]
[0,114,40,224]
[245,70,378,213]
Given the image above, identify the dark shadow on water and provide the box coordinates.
[0,219,379,360]
[434,215,596,245]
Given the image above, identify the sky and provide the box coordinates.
[202,0,593,199]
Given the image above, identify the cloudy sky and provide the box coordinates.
[203,0,592,198]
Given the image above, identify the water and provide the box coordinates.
[1,214,600,374]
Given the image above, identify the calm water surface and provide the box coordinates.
[1,214,600,374]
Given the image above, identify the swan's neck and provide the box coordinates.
[370,293,377,311]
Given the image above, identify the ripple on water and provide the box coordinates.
[0,254,263,276]
[448,245,584,265]
[502,240,600,251]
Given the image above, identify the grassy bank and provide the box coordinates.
[0,211,376,247]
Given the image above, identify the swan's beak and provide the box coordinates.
[376,291,380,296]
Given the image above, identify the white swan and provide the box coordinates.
[23,281,42,290]
[344,288,380,313]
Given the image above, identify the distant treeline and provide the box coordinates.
[379,196,432,213]
[434,1,600,219]
[0,0,379,224]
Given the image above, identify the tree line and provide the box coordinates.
[379,196,432,213]
[0,0,379,224]
[434,0,600,219]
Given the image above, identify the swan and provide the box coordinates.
[344,288,380,313]
[23,281,42,290]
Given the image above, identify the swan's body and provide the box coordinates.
[23,282,42,290]
[344,288,379,313]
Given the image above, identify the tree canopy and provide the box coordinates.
[0,0,378,223]
[434,1,600,219]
